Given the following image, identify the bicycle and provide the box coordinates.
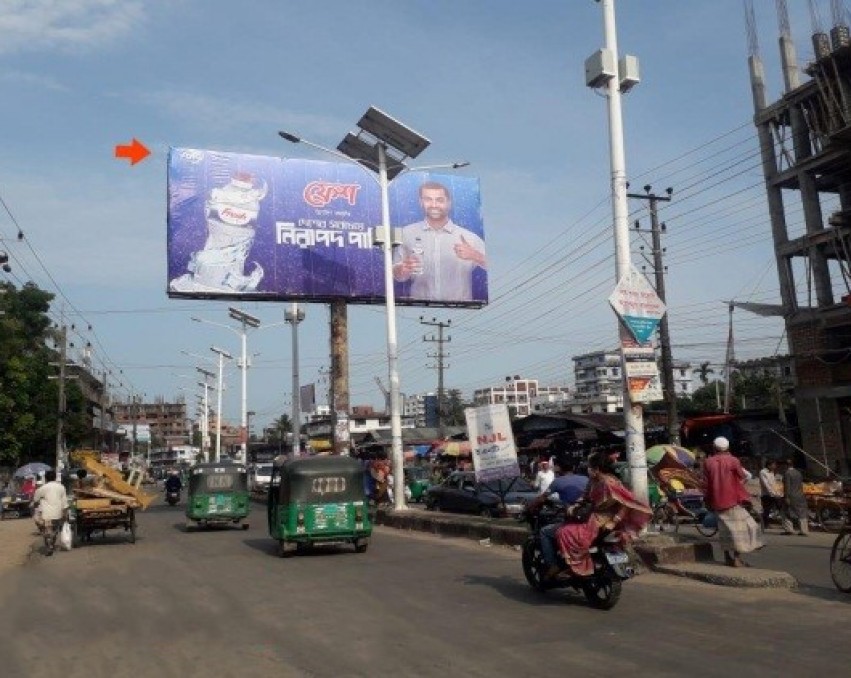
[829,513,851,593]
[651,495,718,538]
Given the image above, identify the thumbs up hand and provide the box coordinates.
[453,234,485,267]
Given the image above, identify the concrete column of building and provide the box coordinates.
[749,54,797,312]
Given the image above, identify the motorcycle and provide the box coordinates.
[165,488,181,506]
[520,503,635,610]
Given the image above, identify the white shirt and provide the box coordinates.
[759,468,781,497]
[535,469,555,494]
[395,220,486,302]
[32,480,68,521]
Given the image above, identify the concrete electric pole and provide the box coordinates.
[420,317,451,439]
[629,186,679,444]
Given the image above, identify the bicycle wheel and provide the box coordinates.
[830,529,851,593]
[652,505,678,533]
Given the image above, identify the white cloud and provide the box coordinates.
[0,0,145,54]
[0,70,69,92]
[134,89,348,141]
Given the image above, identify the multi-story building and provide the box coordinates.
[113,398,190,448]
[746,19,851,473]
[404,393,438,428]
[473,376,539,418]
[569,349,692,413]
[570,350,623,413]
[530,386,572,414]
[672,360,696,398]
[734,355,795,391]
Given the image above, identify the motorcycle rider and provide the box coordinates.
[526,454,589,580]
[165,469,183,498]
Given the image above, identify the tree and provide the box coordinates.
[443,389,470,426]
[689,380,724,413]
[693,361,715,386]
[0,282,61,467]
[266,414,292,443]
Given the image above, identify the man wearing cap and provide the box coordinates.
[702,436,763,567]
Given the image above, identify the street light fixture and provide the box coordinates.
[279,106,466,511]
[210,346,233,463]
[192,312,279,466]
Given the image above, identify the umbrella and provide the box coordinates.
[13,462,52,479]
[645,445,695,467]
[438,441,471,457]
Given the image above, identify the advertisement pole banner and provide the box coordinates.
[608,265,666,343]
[166,148,487,307]
[464,404,520,483]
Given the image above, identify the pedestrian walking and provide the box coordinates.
[702,436,763,567]
[781,459,809,536]
[30,470,69,556]
[758,460,783,528]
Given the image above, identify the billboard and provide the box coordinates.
[464,404,520,483]
[167,147,487,307]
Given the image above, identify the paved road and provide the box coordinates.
[1,500,849,678]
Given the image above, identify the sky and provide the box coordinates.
[0,0,839,435]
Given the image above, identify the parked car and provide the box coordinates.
[249,463,273,493]
[424,471,538,518]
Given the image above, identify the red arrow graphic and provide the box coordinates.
[114,138,150,165]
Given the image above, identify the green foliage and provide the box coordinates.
[266,414,293,442]
[0,282,61,467]
[443,389,470,426]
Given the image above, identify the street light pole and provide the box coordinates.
[592,0,648,504]
[376,141,406,509]
[226,308,260,467]
[279,111,466,511]
[210,346,232,463]
[285,303,305,455]
[196,367,215,462]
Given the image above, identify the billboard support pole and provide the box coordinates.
[378,142,407,511]
[330,301,350,455]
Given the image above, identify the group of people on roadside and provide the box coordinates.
[758,458,810,536]
[527,434,776,577]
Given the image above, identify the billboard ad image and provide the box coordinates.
[166,147,487,307]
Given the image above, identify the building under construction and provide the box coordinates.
[747,0,851,475]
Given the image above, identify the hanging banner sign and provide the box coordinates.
[620,332,662,403]
[464,404,520,483]
[608,265,666,343]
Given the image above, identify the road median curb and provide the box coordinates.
[375,507,527,545]
[651,562,798,589]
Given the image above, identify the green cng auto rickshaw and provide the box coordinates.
[185,462,250,531]
[267,455,371,557]
[404,466,431,503]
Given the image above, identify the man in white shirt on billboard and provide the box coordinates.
[393,181,486,302]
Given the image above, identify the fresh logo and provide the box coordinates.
[303,181,361,207]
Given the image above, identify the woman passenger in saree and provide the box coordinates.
[553,451,652,578]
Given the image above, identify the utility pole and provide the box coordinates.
[420,317,451,439]
[48,323,77,474]
[629,186,678,444]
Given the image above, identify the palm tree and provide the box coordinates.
[693,361,715,386]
